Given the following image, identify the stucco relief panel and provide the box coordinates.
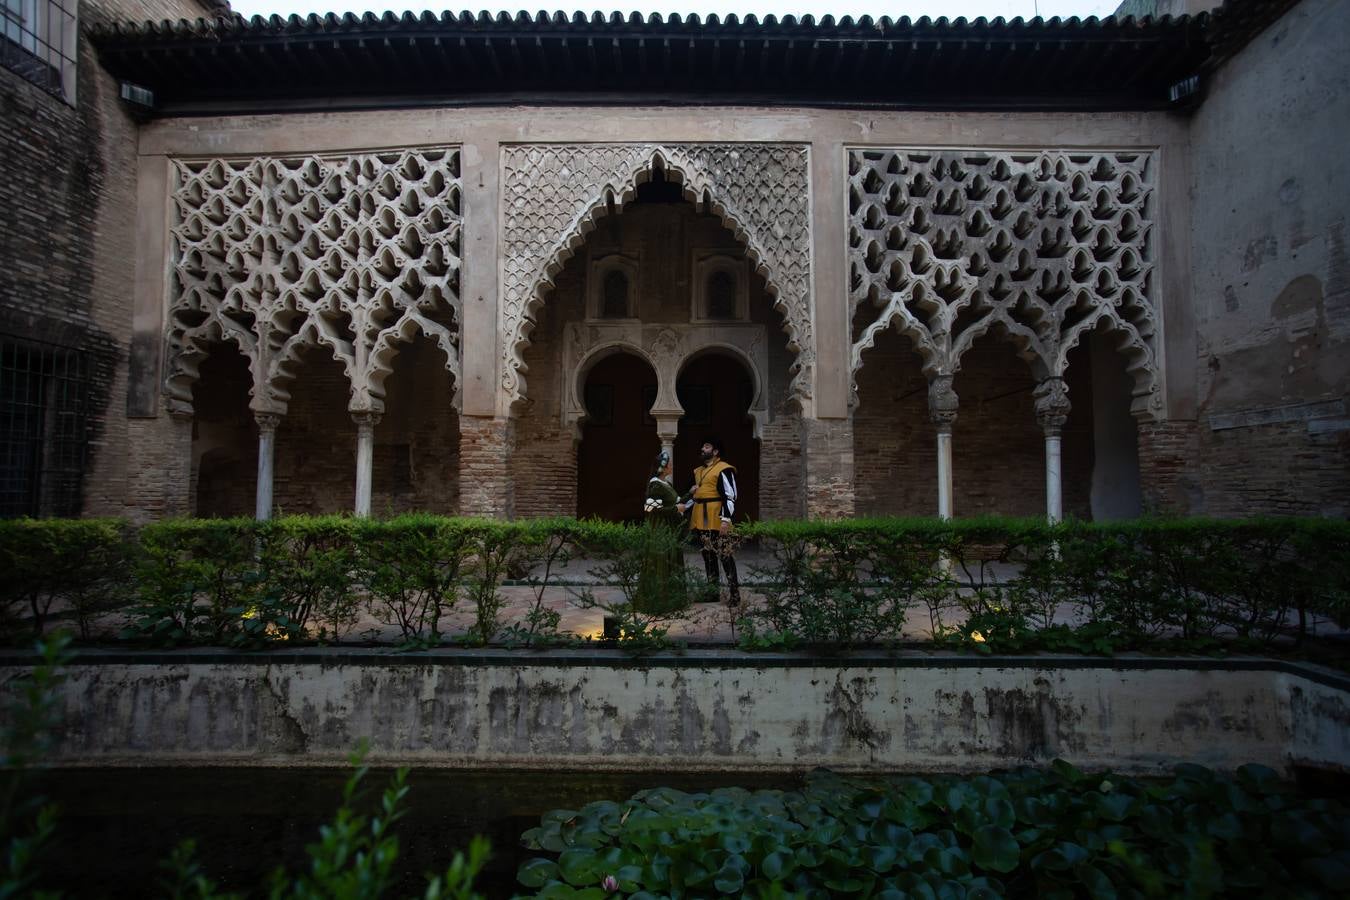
[165,148,463,417]
[500,143,812,413]
[847,148,1162,418]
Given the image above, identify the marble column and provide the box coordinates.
[352,411,381,517]
[928,375,959,520]
[1034,377,1071,523]
[254,413,281,521]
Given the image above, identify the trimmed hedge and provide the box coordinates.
[740,516,1350,653]
[0,515,1346,652]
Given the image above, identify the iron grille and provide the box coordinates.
[0,337,87,517]
[2,0,77,103]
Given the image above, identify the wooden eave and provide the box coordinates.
[87,8,1232,116]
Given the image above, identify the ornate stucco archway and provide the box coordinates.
[499,143,813,414]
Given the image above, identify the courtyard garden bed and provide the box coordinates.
[1,515,1346,659]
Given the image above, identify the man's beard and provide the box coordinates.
[701,450,714,461]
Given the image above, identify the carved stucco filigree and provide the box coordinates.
[501,143,812,412]
[165,149,463,417]
[848,149,1161,419]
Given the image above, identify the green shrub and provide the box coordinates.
[356,515,472,647]
[3,514,1346,653]
[126,519,261,647]
[0,519,133,641]
[517,762,1349,899]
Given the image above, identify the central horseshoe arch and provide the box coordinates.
[499,143,814,413]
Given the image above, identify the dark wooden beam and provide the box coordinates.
[533,36,550,80]
[481,37,503,81]
[405,37,432,83]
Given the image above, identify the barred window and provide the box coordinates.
[0,338,88,518]
[2,0,78,104]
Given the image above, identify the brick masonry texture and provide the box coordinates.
[853,329,1093,518]
[1137,420,1201,515]
[459,416,515,518]
[1,0,215,519]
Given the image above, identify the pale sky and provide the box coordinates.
[229,2,1123,23]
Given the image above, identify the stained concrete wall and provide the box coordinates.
[21,653,1348,776]
[1187,0,1350,516]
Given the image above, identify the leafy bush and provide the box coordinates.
[2,514,1346,653]
[127,519,262,647]
[256,517,362,641]
[356,515,472,647]
[517,762,1349,899]
[0,519,132,641]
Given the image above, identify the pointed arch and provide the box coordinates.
[499,143,813,414]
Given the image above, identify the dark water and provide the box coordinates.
[35,767,797,898]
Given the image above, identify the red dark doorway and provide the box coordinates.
[576,352,660,522]
[673,353,759,523]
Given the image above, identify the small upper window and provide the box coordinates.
[706,270,736,319]
[2,0,78,104]
[602,270,630,318]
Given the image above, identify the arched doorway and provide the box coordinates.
[576,351,659,522]
[674,352,759,523]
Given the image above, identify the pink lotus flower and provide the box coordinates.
[601,874,620,893]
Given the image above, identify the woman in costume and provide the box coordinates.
[635,449,687,613]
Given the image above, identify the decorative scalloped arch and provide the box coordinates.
[500,143,813,414]
[164,148,463,419]
[846,148,1163,421]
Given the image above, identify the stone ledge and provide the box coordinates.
[4,652,1345,776]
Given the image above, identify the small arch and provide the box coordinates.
[672,349,760,522]
[570,340,661,437]
[576,350,660,521]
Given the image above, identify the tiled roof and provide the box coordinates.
[87,2,1294,115]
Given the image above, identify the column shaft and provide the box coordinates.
[936,427,954,520]
[353,413,380,517]
[255,415,280,521]
[1044,433,1063,524]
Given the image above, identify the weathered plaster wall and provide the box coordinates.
[1188,0,1350,517]
[27,655,1348,775]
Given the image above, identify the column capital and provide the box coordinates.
[1034,377,1071,435]
[254,412,283,434]
[351,411,382,431]
[927,375,959,430]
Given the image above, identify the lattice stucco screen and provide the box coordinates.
[164,149,464,419]
[847,148,1161,419]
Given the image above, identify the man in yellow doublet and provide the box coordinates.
[678,436,741,604]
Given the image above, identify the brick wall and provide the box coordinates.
[460,416,515,518]
[1186,0,1350,518]
[1194,421,1348,517]
[1137,420,1202,515]
[0,0,217,520]
[372,337,461,515]
[853,330,1094,519]
[269,352,356,515]
[802,416,855,519]
[511,267,582,519]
